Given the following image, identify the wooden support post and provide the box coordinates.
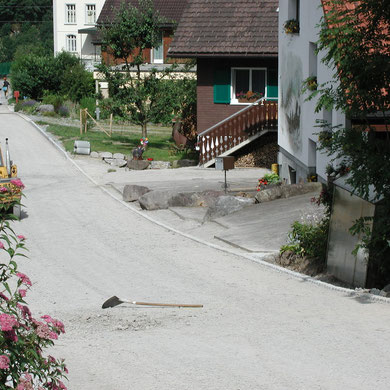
[84,109,88,133]
[80,109,83,135]
[110,113,113,136]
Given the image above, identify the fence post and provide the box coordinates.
[110,113,113,136]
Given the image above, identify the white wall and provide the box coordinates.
[278,0,346,183]
[53,0,105,69]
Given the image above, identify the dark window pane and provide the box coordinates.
[235,70,249,97]
[252,70,265,95]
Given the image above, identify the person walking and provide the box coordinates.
[2,77,10,99]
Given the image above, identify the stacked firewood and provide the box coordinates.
[234,134,278,168]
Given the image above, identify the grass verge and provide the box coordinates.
[38,122,198,163]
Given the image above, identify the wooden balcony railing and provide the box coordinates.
[197,98,278,166]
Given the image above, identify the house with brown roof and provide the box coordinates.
[168,0,279,166]
[97,0,189,66]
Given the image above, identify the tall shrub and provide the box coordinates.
[10,54,58,99]
[11,51,94,102]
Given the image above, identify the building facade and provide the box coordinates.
[169,0,279,133]
[53,0,105,69]
[278,0,347,184]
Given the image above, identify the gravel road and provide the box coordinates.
[1,106,390,390]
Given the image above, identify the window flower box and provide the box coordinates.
[284,19,300,34]
[236,91,263,104]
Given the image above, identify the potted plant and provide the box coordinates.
[284,19,300,34]
[236,91,263,103]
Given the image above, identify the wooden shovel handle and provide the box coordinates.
[133,301,203,308]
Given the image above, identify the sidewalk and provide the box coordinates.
[73,155,322,257]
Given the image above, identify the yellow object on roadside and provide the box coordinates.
[271,163,278,175]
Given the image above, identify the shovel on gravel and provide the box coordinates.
[102,296,203,309]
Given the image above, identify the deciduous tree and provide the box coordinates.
[97,0,195,138]
[314,0,390,285]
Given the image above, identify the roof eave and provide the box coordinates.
[167,52,278,59]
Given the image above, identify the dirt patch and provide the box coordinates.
[274,250,353,288]
[277,250,326,277]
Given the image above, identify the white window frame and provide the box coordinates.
[65,4,76,24]
[66,34,77,52]
[85,4,96,25]
[230,67,268,104]
[152,32,164,64]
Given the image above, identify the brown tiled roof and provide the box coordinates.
[168,0,278,57]
[98,0,189,26]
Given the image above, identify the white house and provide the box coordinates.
[53,0,106,69]
[277,0,348,184]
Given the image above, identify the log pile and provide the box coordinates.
[234,133,278,168]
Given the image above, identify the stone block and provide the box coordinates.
[150,161,171,169]
[37,104,54,113]
[113,158,127,168]
[113,153,125,160]
[203,196,256,221]
[255,182,323,203]
[255,186,283,203]
[123,185,151,202]
[139,190,177,210]
[127,160,150,170]
[99,152,113,159]
[90,151,99,158]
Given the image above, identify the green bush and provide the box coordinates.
[11,54,58,99]
[80,97,96,117]
[42,111,58,117]
[281,219,329,261]
[60,63,95,102]
[11,51,94,102]
[14,99,38,113]
[58,105,70,117]
[263,173,280,184]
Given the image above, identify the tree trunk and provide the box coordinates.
[142,123,148,138]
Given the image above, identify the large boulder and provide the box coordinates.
[203,196,256,221]
[127,160,150,170]
[190,190,224,207]
[255,186,283,203]
[139,190,179,210]
[138,190,223,210]
[37,104,54,113]
[113,153,125,160]
[123,185,151,202]
[255,182,323,203]
[150,161,171,169]
[105,158,127,167]
[99,152,113,159]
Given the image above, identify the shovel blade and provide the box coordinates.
[102,296,123,309]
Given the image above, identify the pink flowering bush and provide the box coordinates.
[0,186,68,388]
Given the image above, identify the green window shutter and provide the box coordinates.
[214,68,231,104]
[267,68,278,99]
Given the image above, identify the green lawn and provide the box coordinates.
[38,122,198,163]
